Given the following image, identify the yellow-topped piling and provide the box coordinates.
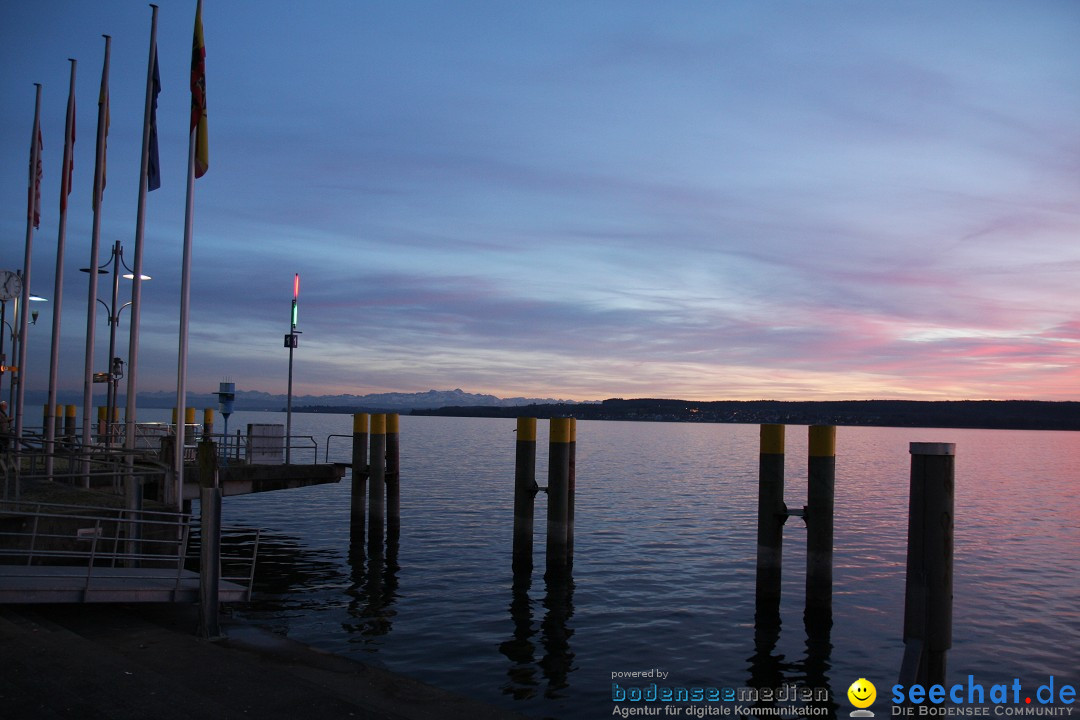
[756,424,786,607]
[513,417,538,574]
[368,414,386,555]
[385,413,401,537]
[546,418,573,578]
[808,424,836,458]
[351,413,369,537]
[805,425,836,625]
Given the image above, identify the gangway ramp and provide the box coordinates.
[0,500,258,604]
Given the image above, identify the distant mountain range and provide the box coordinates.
[25,388,585,412]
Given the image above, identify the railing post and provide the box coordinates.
[512,417,537,575]
[756,424,785,607]
[805,425,835,625]
[350,413,369,538]
[904,442,954,686]
[546,417,572,579]
[368,413,386,555]
[198,439,222,638]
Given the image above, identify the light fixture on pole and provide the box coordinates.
[80,240,151,446]
[1,269,47,413]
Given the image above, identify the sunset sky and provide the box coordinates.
[3,0,1080,403]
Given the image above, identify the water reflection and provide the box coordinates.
[343,530,400,641]
[246,532,345,613]
[500,570,576,700]
[745,596,837,718]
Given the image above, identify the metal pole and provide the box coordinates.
[83,37,111,487]
[46,59,77,480]
[15,85,43,446]
[106,241,121,447]
[125,3,159,460]
[285,273,298,464]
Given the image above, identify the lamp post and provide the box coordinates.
[284,274,300,465]
[80,241,150,446]
[1,270,48,415]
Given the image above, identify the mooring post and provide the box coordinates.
[386,413,400,537]
[350,413,369,537]
[64,404,76,448]
[513,417,538,574]
[805,425,836,623]
[903,442,954,686]
[756,424,786,607]
[197,439,222,639]
[368,413,386,555]
[203,408,214,439]
[567,418,577,569]
[97,405,107,442]
[546,417,572,578]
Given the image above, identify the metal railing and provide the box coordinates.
[0,499,260,602]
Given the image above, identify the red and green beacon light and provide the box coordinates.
[285,273,300,348]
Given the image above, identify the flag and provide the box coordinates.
[28,126,42,228]
[147,47,161,191]
[100,85,110,196]
[61,82,76,212]
[93,39,111,212]
[190,1,208,178]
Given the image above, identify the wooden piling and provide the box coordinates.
[805,425,835,622]
[368,413,386,555]
[904,442,954,686]
[203,408,214,438]
[567,418,577,568]
[350,413,369,537]
[512,417,538,574]
[386,413,400,536]
[197,439,222,638]
[64,404,76,445]
[756,424,786,606]
[546,417,572,578]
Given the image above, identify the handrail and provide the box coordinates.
[0,500,259,601]
[324,433,352,464]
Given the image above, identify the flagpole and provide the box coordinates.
[125,4,159,459]
[14,83,43,449]
[82,35,110,485]
[45,60,77,480]
[177,0,207,510]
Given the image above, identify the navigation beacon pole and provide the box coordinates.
[285,273,300,464]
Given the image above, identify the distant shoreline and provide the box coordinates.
[295,398,1080,431]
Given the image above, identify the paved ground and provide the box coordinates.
[0,603,530,720]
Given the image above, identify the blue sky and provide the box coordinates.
[3,0,1080,403]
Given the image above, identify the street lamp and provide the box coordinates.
[80,241,151,446]
[0,269,48,413]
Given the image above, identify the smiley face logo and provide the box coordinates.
[847,678,876,709]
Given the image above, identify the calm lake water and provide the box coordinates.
[151,410,1080,719]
